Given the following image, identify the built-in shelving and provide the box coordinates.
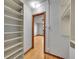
[5,42,23,52]
[4,15,22,21]
[4,0,22,11]
[4,31,23,34]
[61,0,75,48]
[5,48,23,59]
[4,0,23,59]
[4,5,21,16]
[13,52,23,59]
[5,24,22,27]
[4,37,22,43]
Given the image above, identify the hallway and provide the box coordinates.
[4,0,75,59]
[24,36,61,59]
[24,36,44,59]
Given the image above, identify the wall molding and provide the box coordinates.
[24,47,32,55]
[45,52,64,59]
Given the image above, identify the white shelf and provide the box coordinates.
[13,52,23,59]
[5,24,22,27]
[4,0,23,58]
[4,37,22,43]
[5,42,23,51]
[4,31,23,34]
[4,15,22,21]
[5,48,23,59]
[5,0,22,10]
[5,5,21,16]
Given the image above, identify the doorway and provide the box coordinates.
[32,12,46,53]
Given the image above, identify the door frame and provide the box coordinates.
[32,12,46,53]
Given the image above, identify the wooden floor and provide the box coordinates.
[24,36,61,59]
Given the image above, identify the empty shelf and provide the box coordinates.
[5,42,23,51]
[4,37,22,43]
[5,0,22,11]
[5,5,21,16]
[13,52,23,59]
[5,48,23,59]
[4,15,22,21]
[5,24,22,27]
[4,31,23,34]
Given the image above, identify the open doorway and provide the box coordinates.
[32,12,46,53]
[24,12,46,59]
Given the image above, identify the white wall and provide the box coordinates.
[34,15,44,23]
[70,47,75,59]
[24,3,32,53]
[34,15,44,35]
[34,23,37,36]
[47,0,70,59]
[37,23,43,35]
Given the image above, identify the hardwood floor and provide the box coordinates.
[24,36,61,59]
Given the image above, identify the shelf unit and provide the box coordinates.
[4,15,22,21]
[4,37,22,43]
[4,24,22,27]
[4,31,23,34]
[13,52,23,59]
[61,0,75,48]
[4,0,23,59]
[4,0,22,11]
[4,5,21,16]
[4,42,23,51]
[61,0,71,36]
[5,48,23,59]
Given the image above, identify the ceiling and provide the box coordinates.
[24,0,47,10]
[25,0,47,3]
[24,0,47,5]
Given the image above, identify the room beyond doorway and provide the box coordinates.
[32,12,46,52]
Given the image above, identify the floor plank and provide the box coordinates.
[24,36,61,59]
